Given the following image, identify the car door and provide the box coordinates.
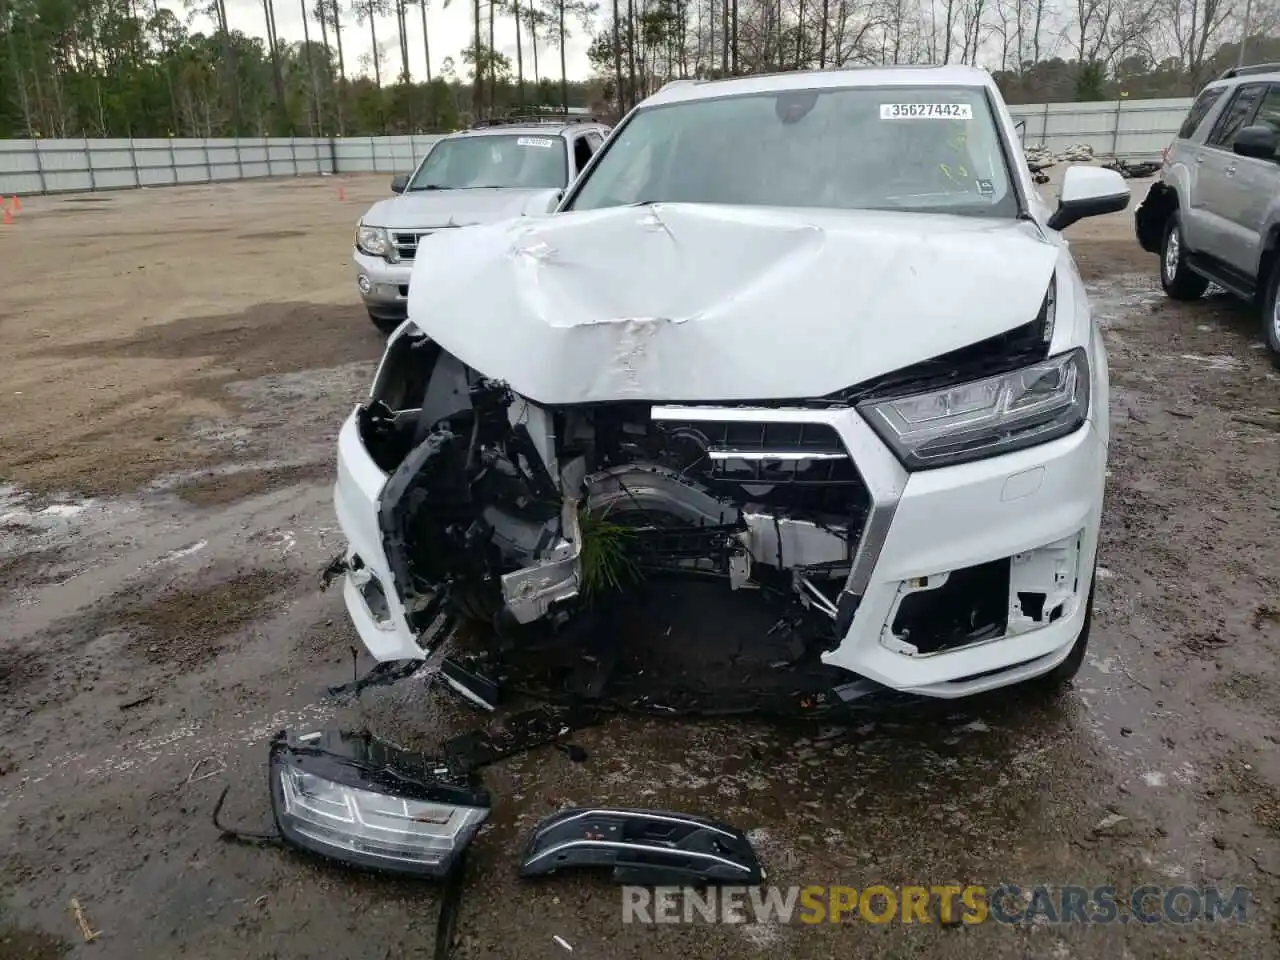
[1175,85,1230,251]
[1231,84,1280,278]
[1198,82,1267,272]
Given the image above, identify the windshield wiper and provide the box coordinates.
[408,184,445,191]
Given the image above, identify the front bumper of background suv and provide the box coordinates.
[353,249,412,323]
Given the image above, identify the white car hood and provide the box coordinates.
[363,187,562,230]
[406,202,1059,404]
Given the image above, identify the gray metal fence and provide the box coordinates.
[1007,97,1194,159]
[0,96,1192,197]
[331,134,444,174]
[0,137,332,196]
[0,134,445,196]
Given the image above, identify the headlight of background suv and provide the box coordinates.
[355,223,395,261]
[858,348,1090,470]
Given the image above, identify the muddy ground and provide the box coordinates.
[1,174,1279,959]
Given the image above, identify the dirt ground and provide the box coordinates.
[2,173,1279,960]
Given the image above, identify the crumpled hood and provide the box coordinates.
[362,187,561,230]
[406,203,1060,404]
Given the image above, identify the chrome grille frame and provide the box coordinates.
[391,230,433,262]
[649,405,906,600]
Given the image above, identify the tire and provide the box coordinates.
[368,309,403,335]
[1160,214,1210,301]
[1025,573,1096,693]
[1262,260,1280,371]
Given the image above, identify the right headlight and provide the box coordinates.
[268,729,490,879]
[355,223,395,260]
[858,347,1090,470]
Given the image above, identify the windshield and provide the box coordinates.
[408,133,567,190]
[567,85,1018,218]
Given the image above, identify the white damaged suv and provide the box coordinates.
[333,66,1129,704]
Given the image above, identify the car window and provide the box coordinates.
[1252,85,1280,134]
[1178,87,1228,140]
[1206,83,1267,149]
[567,85,1018,219]
[407,134,567,190]
[572,136,593,172]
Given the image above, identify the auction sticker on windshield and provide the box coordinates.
[517,137,555,147]
[879,103,974,120]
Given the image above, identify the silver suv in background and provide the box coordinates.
[353,116,611,332]
[1135,63,1280,366]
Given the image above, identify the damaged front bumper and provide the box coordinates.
[835,419,1102,698]
[334,381,1104,701]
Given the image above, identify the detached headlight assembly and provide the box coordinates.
[355,223,395,261]
[858,348,1090,470]
[268,729,489,878]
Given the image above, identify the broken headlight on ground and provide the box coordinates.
[268,729,490,878]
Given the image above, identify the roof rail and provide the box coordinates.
[470,113,603,128]
[1217,62,1280,81]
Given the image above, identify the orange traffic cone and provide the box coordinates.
[2,207,12,226]
[337,184,346,201]
[11,196,20,212]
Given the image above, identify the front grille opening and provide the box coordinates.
[392,232,422,261]
[891,558,1010,655]
[393,229,447,263]
[654,418,870,520]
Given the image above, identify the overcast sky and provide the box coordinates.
[215,0,597,83]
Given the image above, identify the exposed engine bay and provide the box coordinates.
[359,328,873,664]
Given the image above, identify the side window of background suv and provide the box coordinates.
[1178,87,1227,139]
[1206,83,1267,149]
[572,136,593,173]
[1251,85,1280,133]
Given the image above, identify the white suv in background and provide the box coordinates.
[333,66,1130,705]
[353,117,611,332]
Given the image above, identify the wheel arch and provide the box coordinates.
[1136,182,1179,254]
[1256,224,1280,305]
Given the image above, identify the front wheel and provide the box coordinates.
[1160,214,1209,301]
[1262,260,1280,370]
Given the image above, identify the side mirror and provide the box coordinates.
[390,173,410,194]
[1233,124,1279,160]
[1047,165,1130,231]
[1015,118,1027,146]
